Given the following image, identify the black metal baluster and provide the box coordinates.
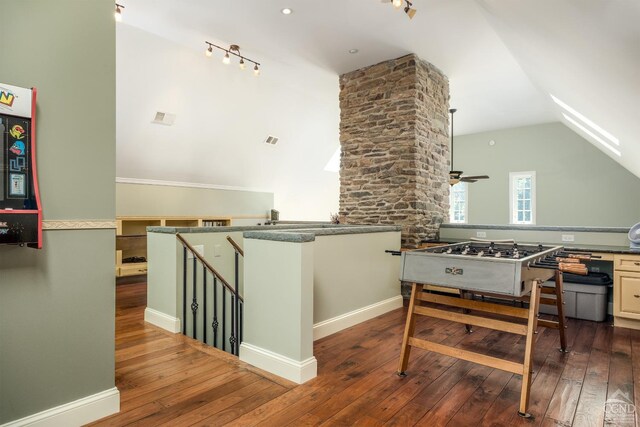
[230,295,236,354]
[182,247,187,335]
[222,286,226,352]
[212,276,218,348]
[234,250,240,355]
[191,256,198,339]
[202,266,207,344]
[239,301,243,346]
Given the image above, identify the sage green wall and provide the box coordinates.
[0,1,115,423]
[116,182,273,225]
[454,122,640,227]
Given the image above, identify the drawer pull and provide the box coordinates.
[635,262,640,266]
[635,295,640,298]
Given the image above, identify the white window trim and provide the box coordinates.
[449,182,468,224]
[509,171,536,225]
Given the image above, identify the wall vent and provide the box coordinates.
[264,135,279,145]
[152,111,176,126]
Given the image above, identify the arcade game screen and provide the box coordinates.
[1,115,35,209]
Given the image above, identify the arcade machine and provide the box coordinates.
[0,83,42,248]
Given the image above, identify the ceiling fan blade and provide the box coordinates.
[460,178,478,183]
[460,175,490,180]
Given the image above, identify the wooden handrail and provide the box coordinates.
[175,233,242,301]
[226,236,244,257]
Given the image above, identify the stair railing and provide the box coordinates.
[176,233,243,355]
[226,236,244,349]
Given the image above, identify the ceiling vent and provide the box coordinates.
[152,112,176,126]
[264,135,279,145]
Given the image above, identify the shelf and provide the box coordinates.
[115,215,232,277]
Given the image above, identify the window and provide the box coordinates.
[449,182,467,223]
[510,171,536,224]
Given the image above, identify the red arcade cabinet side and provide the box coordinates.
[0,83,42,248]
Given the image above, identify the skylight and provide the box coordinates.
[324,147,340,172]
[550,94,619,145]
[563,113,621,157]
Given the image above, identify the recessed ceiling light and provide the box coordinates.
[281,8,292,15]
[348,49,359,54]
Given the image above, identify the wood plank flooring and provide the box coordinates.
[90,281,640,426]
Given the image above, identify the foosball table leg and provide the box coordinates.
[397,282,423,376]
[519,280,542,418]
[460,290,474,333]
[554,270,569,352]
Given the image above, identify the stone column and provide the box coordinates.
[339,54,450,248]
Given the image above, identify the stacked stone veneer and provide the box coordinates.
[339,54,450,248]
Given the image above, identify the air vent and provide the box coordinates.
[152,111,176,126]
[264,135,279,145]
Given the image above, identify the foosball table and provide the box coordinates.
[396,241,596,418]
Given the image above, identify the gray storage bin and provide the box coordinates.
[539,281,608,322]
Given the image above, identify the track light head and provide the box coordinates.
[239,58,246,70]
[253,64,260,76]
[404,5,417,19]
[205,45,213,57]
[114,3,124,22]
[392,0,403,8]
[222,51,231,65]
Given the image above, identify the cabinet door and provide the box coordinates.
[615,270,640,319]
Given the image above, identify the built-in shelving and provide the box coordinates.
[115,216,232,277]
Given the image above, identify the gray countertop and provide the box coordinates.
[148,223,402,242]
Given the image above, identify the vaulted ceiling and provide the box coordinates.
[120,0,640,179]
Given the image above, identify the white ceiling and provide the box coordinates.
[120,0,640,178]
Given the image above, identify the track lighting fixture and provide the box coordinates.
[114,3,124,22]
[204,42,261,76]
[385,0,417,19]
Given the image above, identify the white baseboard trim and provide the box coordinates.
[239,343,317,384]
[313,295,403,341]
[144,307,181,333]
[1,387,119,427]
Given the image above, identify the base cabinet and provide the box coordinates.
[613,254,640,327]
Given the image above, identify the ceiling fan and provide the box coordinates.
[449,108,490,186]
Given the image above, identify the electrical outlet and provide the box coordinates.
[561,234,575,242]
[187,245,204,259]
[476,231,487,238]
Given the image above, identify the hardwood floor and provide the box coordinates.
[90,281,640,426]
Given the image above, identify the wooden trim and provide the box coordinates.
[407,337,524,375]
[413,305,528,335]
[419,293,529,319]
[42,220,117,230]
